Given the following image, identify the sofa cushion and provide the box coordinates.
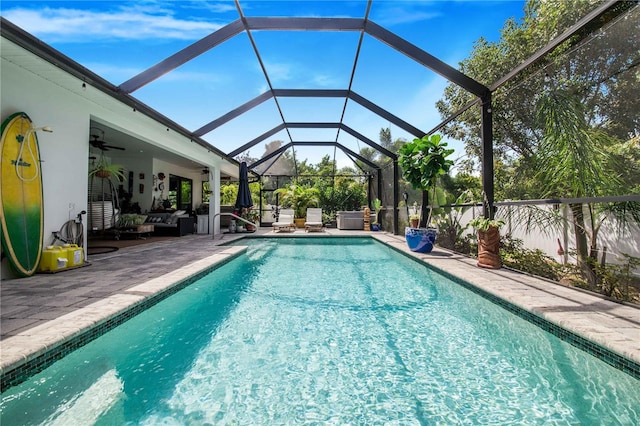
[146,213,168,222]
[151,216,164,223]
[167,210,186,224]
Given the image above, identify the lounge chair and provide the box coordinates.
[272,209,295,232]
[304,208,323,232]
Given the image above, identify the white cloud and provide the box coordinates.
[257,83,270,95]
[184,1,237,14]
[312,73,340,87]
[2,5,224,42]
[84,62,226,86]
[371,2,440,27]
[262,61,293,83]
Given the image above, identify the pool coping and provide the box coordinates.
[0,246,247,391]
[1,231,638,391]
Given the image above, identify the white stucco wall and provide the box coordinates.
[152,158,204,211]
[1,57,91,279]
[1,43,232,280]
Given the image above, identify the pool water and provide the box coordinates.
[1,238,638,424]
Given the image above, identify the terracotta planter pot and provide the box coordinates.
[95,170,111,179]
[477,226,501,269]
[410,218,419,228]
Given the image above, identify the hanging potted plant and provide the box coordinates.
[469,217,505,269]
[88,155,127,231]
[88,155,127,182]
[398,134,454,253]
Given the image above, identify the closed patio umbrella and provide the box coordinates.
[235,161,253,211]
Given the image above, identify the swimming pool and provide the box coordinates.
[1,237,638,424]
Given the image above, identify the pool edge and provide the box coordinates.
[0,246,247,392]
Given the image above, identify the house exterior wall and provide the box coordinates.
[1,44,231,280]
[1,57,91,279]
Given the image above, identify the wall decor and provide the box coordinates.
[139,173,145,180]
[128,171,134,194]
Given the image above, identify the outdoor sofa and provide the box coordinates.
[145,211,195,236]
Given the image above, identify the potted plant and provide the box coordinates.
[408,201,421,228]
[469,217,505,269]
[371,198,382,231]
[274,183,320,228]
[398,134,454,253]
[88,155,127,231]
[88,155,126,182]
[241,207,260,232]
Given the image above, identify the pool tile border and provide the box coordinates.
[0,246,246,392]
[372,234,640,380]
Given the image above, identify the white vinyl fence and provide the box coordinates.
[454,202,640,275]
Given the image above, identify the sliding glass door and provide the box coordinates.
[169,174,192,212]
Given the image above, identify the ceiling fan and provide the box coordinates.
[89,127,125,151]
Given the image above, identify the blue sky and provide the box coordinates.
[2,0,526,170]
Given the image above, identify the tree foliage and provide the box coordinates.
[398,134,455,226]
[434,1,639,288]
[436,0,639,198]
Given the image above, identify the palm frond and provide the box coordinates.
[499,204,567,237]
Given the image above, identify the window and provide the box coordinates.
[169,174,193,211]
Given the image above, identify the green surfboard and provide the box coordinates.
[0,112,44,277]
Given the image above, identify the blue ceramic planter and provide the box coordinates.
[405,227,437,253]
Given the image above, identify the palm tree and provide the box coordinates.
[527,86,640,285]
[274,183,320,219]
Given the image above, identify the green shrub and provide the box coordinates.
[118,214,147,228]
[499,236,561,281]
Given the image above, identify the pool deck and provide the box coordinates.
[1,229,639,383]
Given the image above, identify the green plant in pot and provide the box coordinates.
[371,198,382,231]
[398,134,454,253]
[241,207,260,231]
[88,155,127,182]
[408,201,421,228]
[469,217,505,269]
[274,183,320,228]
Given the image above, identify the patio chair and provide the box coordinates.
[272,209,295,232]
[305,208,324,232]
